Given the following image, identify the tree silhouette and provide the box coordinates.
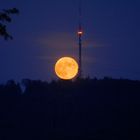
[0,8,19,40]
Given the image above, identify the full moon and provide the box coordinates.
[55,57,79,80]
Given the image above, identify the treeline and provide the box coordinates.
[0,78,140,140]
[1,77,140,95]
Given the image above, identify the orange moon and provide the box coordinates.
[55,57,79,80]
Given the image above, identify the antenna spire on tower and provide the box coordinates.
[77,0,83,78]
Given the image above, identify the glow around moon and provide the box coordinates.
[55,57,79,80]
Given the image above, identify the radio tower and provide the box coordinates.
[77,0,83,78]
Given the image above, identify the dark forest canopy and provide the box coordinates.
[0,8,19,40]
[0,77,140,95]
[0,78,140,140]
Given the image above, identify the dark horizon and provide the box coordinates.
[0,78,140,139]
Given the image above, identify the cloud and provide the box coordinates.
[34,31,109,66]
[37,32,77,49]
[37,31,109,50]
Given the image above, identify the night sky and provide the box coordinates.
[0,0,140,83]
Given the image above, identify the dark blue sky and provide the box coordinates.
[0,0,140,82]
